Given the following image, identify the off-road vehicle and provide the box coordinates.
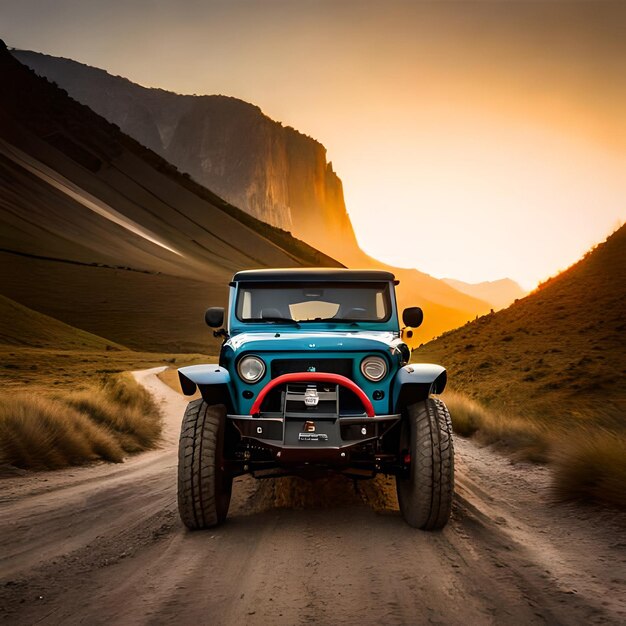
[177,269,454,530]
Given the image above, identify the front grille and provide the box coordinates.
[271,358,352,379]
[285,383,338,417]
[260,382,366,417]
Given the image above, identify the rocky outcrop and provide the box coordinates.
[167,96,359,248]
[13,50,358,253]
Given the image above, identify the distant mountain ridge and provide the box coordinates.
[442,277,526,310]
[11,48,498,342]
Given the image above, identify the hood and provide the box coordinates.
[225,331,399,355]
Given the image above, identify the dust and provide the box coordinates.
[359,474,401,513]
[242,473,400,514]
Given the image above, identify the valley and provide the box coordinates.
[0,34,624,626]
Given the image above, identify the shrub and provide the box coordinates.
[444,390,550,461]
[62,374,161,453]
[0,395,124,469]
[551,429,626,509]
[0,374,161,470]
[443,390,625,508]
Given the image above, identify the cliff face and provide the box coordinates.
[166,95,359,249]
[283,127,359,254]
[13,50,358,253]
[168,100,359,253]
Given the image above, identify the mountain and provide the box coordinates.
[12,49,492,342]
[442,277,526,310]
[415,226,626,425]
[0,41,341,352]
[10,49,357,247]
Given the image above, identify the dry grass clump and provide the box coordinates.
[443,390,550,462]
[63,374,161,453]
[443,390,626,508]
[0,395,124,469]
[100,373,156,410]
[551,429,626,509]
[0,374,161,470]
[441,391,486,437]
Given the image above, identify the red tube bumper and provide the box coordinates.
[250,372,375,417]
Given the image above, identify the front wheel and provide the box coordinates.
[396,397,454,530]
[177,400,232,529]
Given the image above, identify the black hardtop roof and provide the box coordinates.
[232,268,396,283]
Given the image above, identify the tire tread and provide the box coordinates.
[177,400,230,529]
[396,397,454,530]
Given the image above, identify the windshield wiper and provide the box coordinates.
[247,317,301,327]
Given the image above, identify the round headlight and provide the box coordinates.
[237,355,266,383]
[361,356,387,382]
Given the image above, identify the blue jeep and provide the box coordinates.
[177,269,454,530]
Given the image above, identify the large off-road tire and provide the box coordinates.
[396,397,454,530]
[177,400,232,529]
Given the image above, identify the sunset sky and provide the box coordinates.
[2,0,625,289]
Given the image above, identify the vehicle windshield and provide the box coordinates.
[235,282,392,323]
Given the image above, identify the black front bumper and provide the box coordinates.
[226,381,401,475]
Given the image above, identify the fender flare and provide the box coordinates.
[178,364,232,407]
[391,364,447,413]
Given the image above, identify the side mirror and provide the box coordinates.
[402,307,423,329]
[205,307,224,328]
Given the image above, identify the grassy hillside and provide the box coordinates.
[0,252,228,353]
[415,227,625,507]
[0,294,126,350]
[415,225,625,424]
[0,295,210,470]
[0,294,210,392]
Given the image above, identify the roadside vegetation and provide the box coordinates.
[443,390,626,509]
[0,374,162,470]
[414,227,626,509]
[0,294,209,471]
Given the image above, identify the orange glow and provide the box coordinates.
[4,1,625,288]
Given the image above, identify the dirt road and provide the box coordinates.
[1,369,624,625]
